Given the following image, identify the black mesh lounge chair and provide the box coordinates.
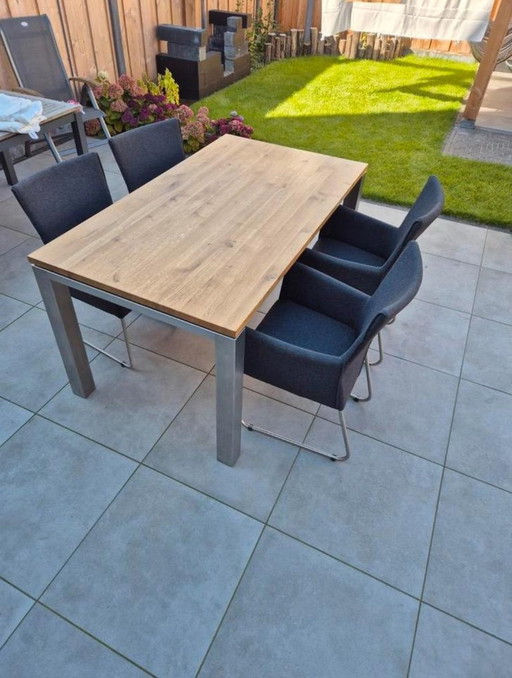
[299,175,444,364]
[0,14,110,161]
[108,119,186,192]
[244,241,424,461]
[11,153,133,368]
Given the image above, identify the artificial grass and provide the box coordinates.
[197,55,512,227]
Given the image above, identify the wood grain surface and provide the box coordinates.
[29,135,367,337]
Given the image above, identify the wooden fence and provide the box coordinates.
[0,0,472,91]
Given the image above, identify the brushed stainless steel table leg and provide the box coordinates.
[33,267,95,398]
[215,331,245,466]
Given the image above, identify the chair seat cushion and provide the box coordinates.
[314,237,386,267]
[256,300,356,357]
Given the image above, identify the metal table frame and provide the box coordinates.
[32,265,244,467]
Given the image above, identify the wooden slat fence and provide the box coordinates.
[0,0,472,92]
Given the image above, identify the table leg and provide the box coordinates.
[0,149,17,185]
[33,267,95,398]
[343,176,365,210]
[215,331,245,466]
[71,113,88,155]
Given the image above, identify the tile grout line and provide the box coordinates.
[405,224,490,677]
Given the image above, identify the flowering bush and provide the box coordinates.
[87,71,254,153]
[87,70,179,136]
[207,112,254,143]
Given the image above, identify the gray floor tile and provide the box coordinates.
[473,267,512,325]
[43,466,262,678]
[0,605,148,678]
[409,604,512,678]
[462,316,512,394]
[0,416,135,596]
[383,299,470,375]
[199,528,418,678]
[0,225,29,256]
[127,315,215,372]
[0,580,33,648]
[482,229,512,274]
[242,385,315,442]
[419,218,486,266]
[418,253,479,313]
[0,196,38,235]
[320,354,458,463]
[424,470,512,642]
[270,427,441,595]
[0,294,31,330]
[0,398,32,446]
[0,237,43,305]
[0,307,112,411]
[146,377,298,521]
[447,380,512,492]
[42,340,205,460]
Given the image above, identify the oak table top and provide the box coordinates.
[29,135,367,338]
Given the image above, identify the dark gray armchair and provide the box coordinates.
[244,242,424,461]
[108,118,185,192]
[11,153,133,368]
[300,175,444,364]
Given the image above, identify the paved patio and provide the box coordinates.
[0,141,511,677]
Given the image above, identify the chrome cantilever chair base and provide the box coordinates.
[242,409,351,462]
[83,317,133,368]
[242,355,373,461]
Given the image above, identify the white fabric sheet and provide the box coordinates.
[323,0,494,42]
[322,0,353,37]
[0,93,46,139]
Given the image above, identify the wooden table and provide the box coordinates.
[28,135,367,466]
[0,91,87,185]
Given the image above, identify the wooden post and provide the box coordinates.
[345,33,353,58]
[291,29,298,57]
[311,27,319,54]
[280,34,287,58]
[366,33,375,59]
[338,38,346,55]
[349,31,360,58]
[318,38,325,55]
[265,42,272,63]
[462,0,512,124]
[298,29,304,55]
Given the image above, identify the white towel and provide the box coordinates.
[0,93,46,139]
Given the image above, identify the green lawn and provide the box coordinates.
[197,55,512,227]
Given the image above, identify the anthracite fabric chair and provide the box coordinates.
[108,118,186,193]
[300,175,444,364]
[244,241,424,461]
[0,14,111,161]
[11,153,133,368]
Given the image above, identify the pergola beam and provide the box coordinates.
[462,0,512,125]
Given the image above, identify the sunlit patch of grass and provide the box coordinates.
[197,55,512,227]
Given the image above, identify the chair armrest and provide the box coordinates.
[10,86,44,97]
[245,327,343,410]
[68,77,101,109]
[320,204,399,259]
[299,248,383,295]
[281,262,369,328]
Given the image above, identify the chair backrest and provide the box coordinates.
[108,118,186,192]
[338,242,423,407]
[0,15,73,102]
[11,153,113,243]
[392,175,444,254]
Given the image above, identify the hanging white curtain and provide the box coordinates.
[323,0,494,42]
[321,0,353,37]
